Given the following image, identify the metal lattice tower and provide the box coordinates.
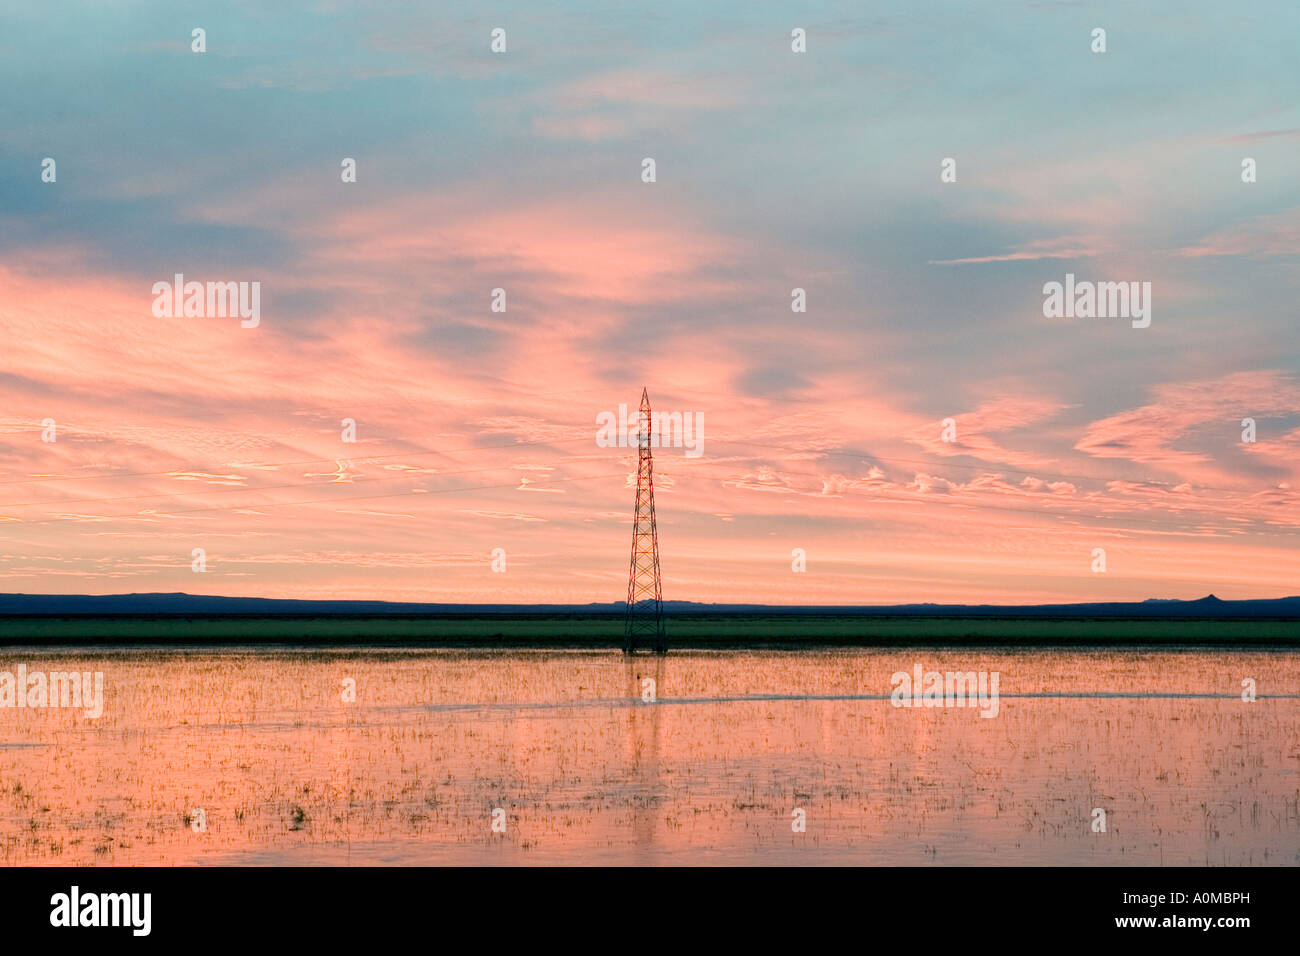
[624,387,666,654]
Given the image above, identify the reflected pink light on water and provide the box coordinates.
[1,649,1297,865]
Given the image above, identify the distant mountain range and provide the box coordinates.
[0,592,1297,618]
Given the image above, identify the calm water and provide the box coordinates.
[2,648,1297,866]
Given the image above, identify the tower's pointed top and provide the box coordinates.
[639,387,650,411]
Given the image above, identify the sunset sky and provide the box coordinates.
[1,1,1298,604]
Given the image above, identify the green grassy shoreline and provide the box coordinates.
[2,614,1298,648]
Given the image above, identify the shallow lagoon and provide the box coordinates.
[1,648,1297,865]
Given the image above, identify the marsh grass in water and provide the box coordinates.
[0,648,1297,865]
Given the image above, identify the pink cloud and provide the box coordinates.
[1076,371,1300,482]
[1176,209,1300,258]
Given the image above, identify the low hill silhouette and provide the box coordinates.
[1,591,1297,618]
